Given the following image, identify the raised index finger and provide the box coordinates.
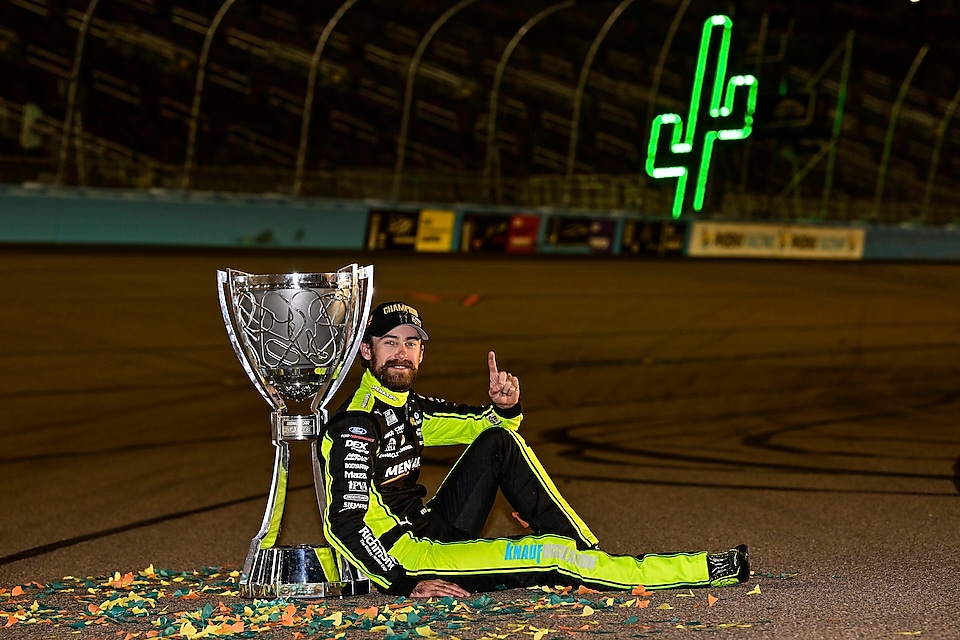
[488,350,499,380]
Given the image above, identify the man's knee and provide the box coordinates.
[468,427,524,458]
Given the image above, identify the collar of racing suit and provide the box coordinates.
[359,369,410,408]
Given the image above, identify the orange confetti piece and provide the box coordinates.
[10,586,23,597]
[708,594,718,607]
[636,600,650,608]
[3,615,17,628]
[106,572,135,588]
[631,585,652,596]
[87,604,100,615]
[511,511,531,529]
[355,606,378,618]
[280,604,298,626]
[576,585,600,595]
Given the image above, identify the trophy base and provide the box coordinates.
[240,544,371,598]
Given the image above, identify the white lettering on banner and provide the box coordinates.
[344,462,369,470]
[344,471,367,480]
[344,493,368,502]
[341,501,366,511]
[345,452,366,462]
[746,233,774,249]
[347,480,368,492]
[690,222,864,260]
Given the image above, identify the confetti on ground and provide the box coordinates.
[0,567,774,639]
[747,584,763,595]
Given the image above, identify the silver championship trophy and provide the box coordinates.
[217,264,374,598]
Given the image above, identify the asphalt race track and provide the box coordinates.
[1,246,959,639]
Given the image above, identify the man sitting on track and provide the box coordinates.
[320,301,750,598]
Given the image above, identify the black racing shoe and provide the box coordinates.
[707,544,750,588]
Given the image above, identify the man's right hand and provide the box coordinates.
[409,579,470,598]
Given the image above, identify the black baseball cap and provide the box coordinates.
[364,301,430,341]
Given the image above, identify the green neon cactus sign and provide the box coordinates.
[645,15,759,218]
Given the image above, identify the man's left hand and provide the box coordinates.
[488,351,520,409]
[410,579,470,598]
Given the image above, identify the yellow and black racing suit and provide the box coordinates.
[320,369,716,596]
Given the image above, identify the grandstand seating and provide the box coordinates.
[0,0,958,223]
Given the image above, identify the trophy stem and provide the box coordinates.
[239,412,370,598]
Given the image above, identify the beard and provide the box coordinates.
[371,357,419,392]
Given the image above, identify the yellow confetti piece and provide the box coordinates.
[747,584,762,595]
[415,625,438,637]
[620,599,636,608]
[656,603,673,610]
[581,605,595,616]
[323,611,343,626]
[529,626,557,640]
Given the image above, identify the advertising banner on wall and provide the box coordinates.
[366,209,420,250]
[460,213,540,253]
[544,216,617,253]
[415,209,455,252]
[688,222,865,260]
[621,220,686,256]
[506,215,540,253]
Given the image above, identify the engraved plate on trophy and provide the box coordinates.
[217,264,373,598]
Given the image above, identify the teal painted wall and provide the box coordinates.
[0,187,369,249]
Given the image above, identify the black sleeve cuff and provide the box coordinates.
[379,571,420,597]
[493,401,522,420]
